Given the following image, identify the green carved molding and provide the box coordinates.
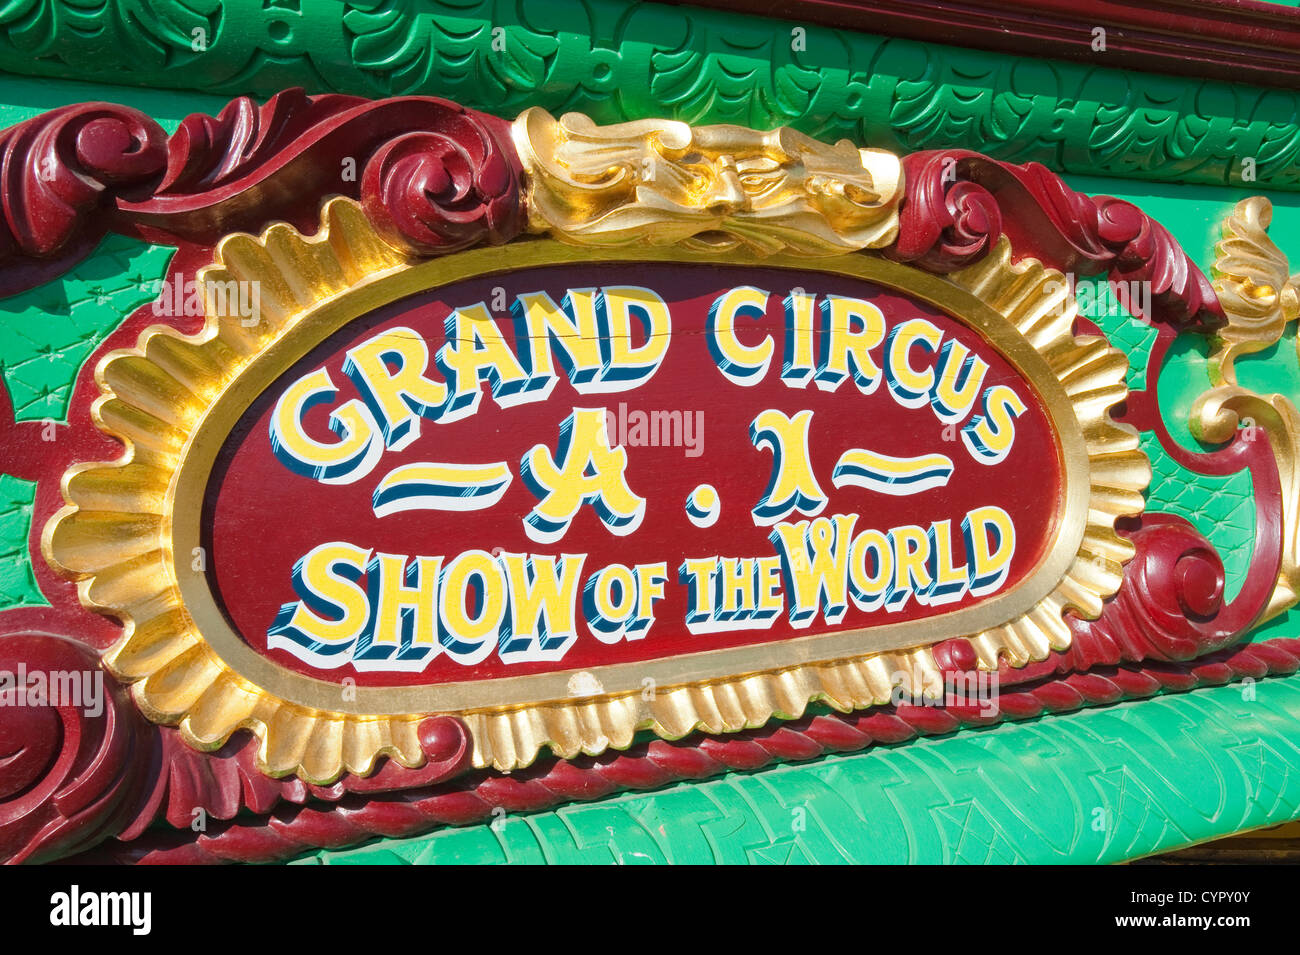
[291,670,1300,864]
[2,0,1300,191]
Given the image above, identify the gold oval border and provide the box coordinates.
[44,197,1147,781]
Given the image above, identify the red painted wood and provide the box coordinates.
[675,0,1300,89]
[0,91,522,297]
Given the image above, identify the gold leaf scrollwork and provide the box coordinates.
[1193,196,1300,623]
[1210,196,1300,378]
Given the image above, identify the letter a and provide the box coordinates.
[521,408,646,544]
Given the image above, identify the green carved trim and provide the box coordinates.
[2,0,1300,190]
[0,474,46,610]
[289,671,1300,864]
[0,233,175,424]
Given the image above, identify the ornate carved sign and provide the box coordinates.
[62,239,1135,775]
[4,91,1296,862]
[42,113,1146,779]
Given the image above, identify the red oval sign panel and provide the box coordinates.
[203,262,1063,688]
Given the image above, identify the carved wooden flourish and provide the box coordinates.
[0,103,168,294]
[0,89,1291,864]
[0,89,525,296]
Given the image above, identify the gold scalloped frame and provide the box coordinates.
[44,196,1147,782]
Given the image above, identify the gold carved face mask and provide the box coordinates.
[514,108,902,255]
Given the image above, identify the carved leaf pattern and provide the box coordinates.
[0,0,220,69]
[0,0,1198,188]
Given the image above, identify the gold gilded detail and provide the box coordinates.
[1209,197,1300,379]
[513,107,902,255]
[1194,197,1300,623]
[44,117,1144,783]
